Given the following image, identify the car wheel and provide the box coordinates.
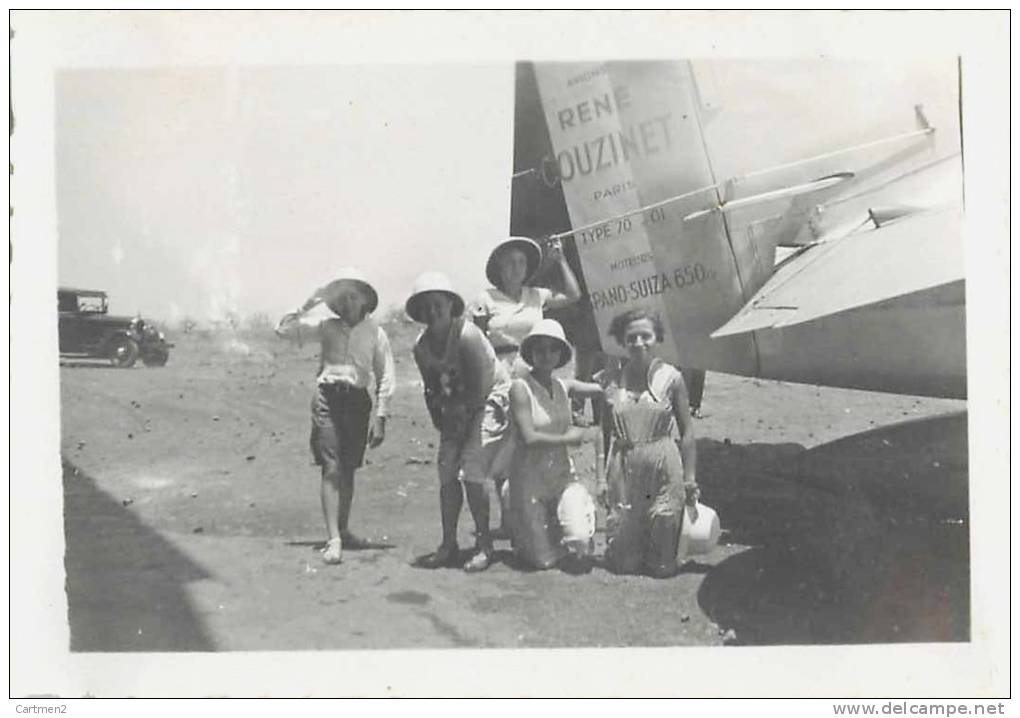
[142,348,169,367]
[109,337,139,368]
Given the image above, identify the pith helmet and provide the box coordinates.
[485,236,543,288]
[321,268,379,314]
[557,482,597,544]
[520,318,572,369]
[405,271,466,323]
[678,502,721,558]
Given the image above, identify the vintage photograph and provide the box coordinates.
[10,11,1008,699]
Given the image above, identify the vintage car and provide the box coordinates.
[58,287,172,367]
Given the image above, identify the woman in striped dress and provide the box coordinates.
[598,308,700,578]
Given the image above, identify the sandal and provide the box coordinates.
[417,543,461,569]
[321,537,343,565]
[462,549,493,573]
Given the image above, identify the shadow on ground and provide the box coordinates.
[696,412,969,645]
[63,459,216,651]
[59,360,123,369]
[285,539,397,551]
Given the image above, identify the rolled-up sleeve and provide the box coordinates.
[467,292,492,332]
[275,312,301,338]
[373,327,396,417]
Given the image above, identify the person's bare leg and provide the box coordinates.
[439,481,463,549]
[465,482,491,547]
[337,465,364,544]
[487,436,516,538]
[418,480,463,569]
[463,482,493,572]
[320,464,341,542]
[320,462,343,563]
[419,442,463,568]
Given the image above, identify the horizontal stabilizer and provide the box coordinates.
[712,204,963,337]
[683,173,853,222]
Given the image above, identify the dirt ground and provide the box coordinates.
[60,322,970,651]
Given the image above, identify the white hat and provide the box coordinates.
[320,268,379,314]
[520,318,572,369]
[557,482,596,544]
[485,236,542,288]
[678,502,721,558]
[405,271,466,323]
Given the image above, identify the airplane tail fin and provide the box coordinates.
[513,61,763,373]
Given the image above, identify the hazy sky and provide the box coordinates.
[56,64,514,322]
[54,57,960,325]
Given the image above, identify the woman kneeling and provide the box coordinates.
[507,319,602,570]
[599,309,699,578]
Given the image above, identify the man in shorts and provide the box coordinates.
[277,268,395,565]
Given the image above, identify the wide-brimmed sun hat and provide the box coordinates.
[520,318,572,369]
[320,268,379,314]
[405,271,466,323]
[485,236,542,288]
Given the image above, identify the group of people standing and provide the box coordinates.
[276,236,701,578]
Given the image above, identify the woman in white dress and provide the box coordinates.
[472,236,581,373]
[506,319,602,570]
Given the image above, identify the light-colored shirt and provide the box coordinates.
[511,373,575,495]
[470,286,553,350]
[278,313,396,417]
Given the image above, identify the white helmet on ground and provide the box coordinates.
[557,482,596,545]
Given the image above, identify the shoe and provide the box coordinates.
[690,407,704,419]
[562,539,591,558]
[321,538,343,565]
[417,544,461,569]
[462,549,493,573]
[557,552,593,575]
[647,563,679,579]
